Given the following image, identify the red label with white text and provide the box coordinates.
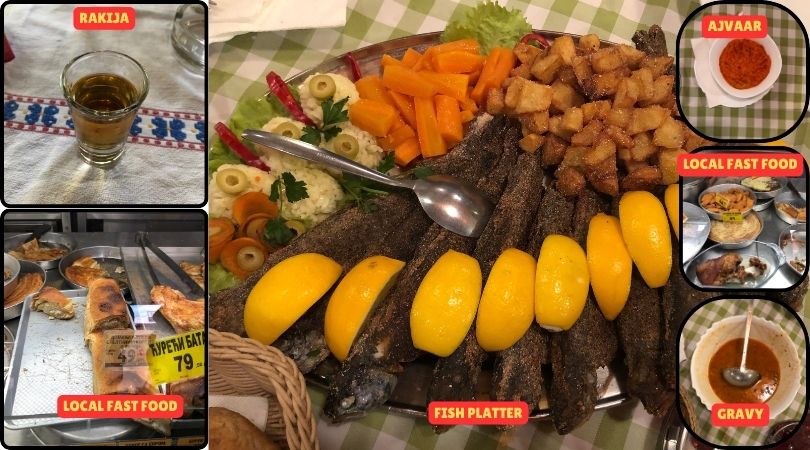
[57,395,183,419]
[428,401,528,426]
[73,7,136,30]
[677,153,803,177]
[711,403,769,427]
[702,15,767,38]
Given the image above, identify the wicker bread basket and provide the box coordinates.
[209,329,319,450]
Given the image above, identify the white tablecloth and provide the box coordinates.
[3,4,205,205]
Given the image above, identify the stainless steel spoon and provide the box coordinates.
[722,304,761,388]
[241,130,494,237]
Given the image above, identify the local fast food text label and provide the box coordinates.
[57,395,184,419]
[428,401,529,425]
[711,403,769,427]
[146,330,205,385]
[702,15,767,38]
[73,6,136,30]
[677,153,803,177]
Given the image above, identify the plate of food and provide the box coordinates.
[209,2,721,434]
[3,233,76,270]
[774,191,807,225]
[779,224,806,276]
[686,242,785,289]
[698,184,755,220]
[59,246,130,293]
[740,176,785,199]
[4,260,47,321]
[707,210,763,249]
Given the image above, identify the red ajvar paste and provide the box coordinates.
[718,39,771,89]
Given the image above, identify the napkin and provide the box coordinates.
[210,0,348,44]
[691,38,770,108]
[209,395,270,431]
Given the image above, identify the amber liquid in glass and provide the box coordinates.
[69,73,139,150]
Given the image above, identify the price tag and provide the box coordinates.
[722,212,744,223]
[146,330,205,385]
[102,330,153,368]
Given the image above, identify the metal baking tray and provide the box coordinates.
[774,190,807,225]
[682,202,710,263]
[3,289,136,429]
[4,325,13,382]
[58,246,130,294]
[685,241,786,289]
[779,224,807,276]
[4,260,46,321]
[3,233,77,270]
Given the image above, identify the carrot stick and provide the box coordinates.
[381,54,404,68]
[470,50,501,104]
[433,51,485,74]
[401,48,422,68]
[414,96,447,158]
[354,75,398,109]
[417,71,469,102]
[394,137,422,166]
[389,123,416,148]
[388,90,417,129]
[435,95,463,146]
[348,99,399,137]
[460,110,475,123]
[382,65,437,98]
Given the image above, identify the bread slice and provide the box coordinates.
[84,278,131,337]
[86,331,156,395]
[31,286,75,320]
[210,407,281,450]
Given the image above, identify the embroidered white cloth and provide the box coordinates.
[209,0,348,44]
[3,4,205,205]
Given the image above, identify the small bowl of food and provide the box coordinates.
[741,176,784,199]
[691,313,801,417]
[779,224,806,276]
[708,211,763,249]
[699,184,756,220]
[3,253,20,300]
[774,191,807,225]
[709,36,782,99]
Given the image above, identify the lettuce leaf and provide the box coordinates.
[208,262,239,294]
[441,1,532,54]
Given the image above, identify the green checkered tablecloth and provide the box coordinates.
[679,299,807,447]
[678,3,808,141]
[208,1,810,449]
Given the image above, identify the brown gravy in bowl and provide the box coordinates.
[708,338,779,403]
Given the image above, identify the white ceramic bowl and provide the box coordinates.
[709,36,782,98]
[690,314,801,418]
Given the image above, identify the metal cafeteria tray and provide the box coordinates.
[685,241,786,289]
[3,233,77,271]
[4,260,47,321]
[3,289,136,429]
[59,246,129,293]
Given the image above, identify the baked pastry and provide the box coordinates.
[65,256,109,287]
[209,407,281,450]
[9,238,68,261]
[84,278,130,337]
[31,286,75,320]
[180,261,204,289]
[150,285,204,333]
[4,272,44,307]
[167,377,204,418]
[87,331,156,395]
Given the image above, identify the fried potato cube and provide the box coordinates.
[639,75,674,106]
[613,78,640,108]
[582,68,630,99]
[653,116,685,149]
[631,68,655,102]
[556,67,578,87]
[684,128,711,152]
[605,124,633,148]
[556,166,586,197]
[616,44,645,69]
[518,111,550,134]
[513,42,542,65]
[627,105,669,135]
[542,134,568,167]
[605,107,633,129]
[519,133,545,153]
[590,47,624,74]
[621,166,662,191]
[583,135,616,167]
[640,55,674,78]
[549,35,576,66]
[514,80,553,114]
[530,53,564,84]
[581,100,610,123]
[551,80,585,113]
[486,88,505,115]
[571,119,604,146]
[578,33,601,53]
[629,131,656,161]
[561,145,589,169]
[585,153,619,196]
[657,148,685,185]
[549,115,574,140]
[504,77,524,109]
[560,107,584,133]
[510,63,532,79]
[623,159,650,173]
[572,55,593,87]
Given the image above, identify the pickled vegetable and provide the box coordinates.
[215,168,249,195]
[332,133,360,159]
[309,74,337,100]
[285,220,306,238]
[272,122,301,140]
[236,245,265,272]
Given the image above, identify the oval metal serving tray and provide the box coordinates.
[3,233,76,271]
[685,241,786,289]
[59,246,130,294]
[3,260,46,322]
[257,30,633,420]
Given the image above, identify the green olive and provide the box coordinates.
[236,245,265,272]
[285,220,307,238]
[309,74,336,100]
[272,122,301,140]
[332,133,360,159]
[215,168,250,195]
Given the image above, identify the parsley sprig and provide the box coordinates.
[336,153,435,213]
[264,172,309,246]
[301,97,349,146]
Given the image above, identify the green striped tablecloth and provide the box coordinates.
[208,1,810,448]
[679,299,807,447]
[678,3,808,141]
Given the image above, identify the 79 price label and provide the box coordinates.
[146,330,205,385]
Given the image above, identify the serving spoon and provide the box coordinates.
[241,130,494,237]
[722,304,761,388]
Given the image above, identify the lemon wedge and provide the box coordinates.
[475,248,536,351]
[244,253,342,345]
[664,184,680,240]
[587,214,632,320]
[324,256,405,361]
[535,235,589,331]
[619,191,672,288]
[410,249,482,357]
